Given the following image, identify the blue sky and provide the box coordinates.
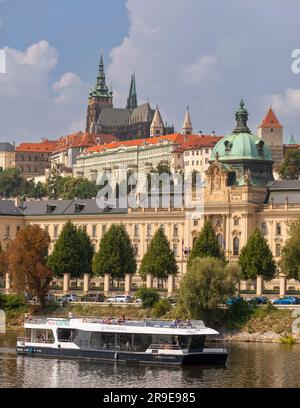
[0,0,300,143]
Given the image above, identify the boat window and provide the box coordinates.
[132,334,152,352]
[188,335,206,351]
[57,328,76,342]
[90,332,116,350]
[25,328,55,343]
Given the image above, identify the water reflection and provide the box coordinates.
[1,332,300,387]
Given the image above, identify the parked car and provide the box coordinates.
[58,294,78,303]
[80,293,105,303]
[247,296,269,305]
[226,296,244,306]
[272,296,300,305]
[45,293,56,302]
[106,295,133,303]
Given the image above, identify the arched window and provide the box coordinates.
[233,237,239,256]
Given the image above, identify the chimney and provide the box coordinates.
[211,131,215,137]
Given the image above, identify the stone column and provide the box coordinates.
[240,280,248,291]
[63,273,70,294]
[146,274,153,289]
[104,273,110,296]
[279,273,287,298]
[5,273,11,294]
[125,273,132,295]
[167,274,174,296]
[256,275,263,297]
[83,273,90,295]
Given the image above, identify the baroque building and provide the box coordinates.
[85,54,174,139]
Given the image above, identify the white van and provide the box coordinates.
[106,295,133,303]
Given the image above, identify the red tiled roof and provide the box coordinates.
[258,107,283,129]
[85,133,209,154]
[16,140,57,153]
[52,132,118,154]
[174,135,222,153]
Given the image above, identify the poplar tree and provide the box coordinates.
[92,224,136,279]
[281,218,300,279]
[139,227,178,280]
[188,220,225,266]
[239,228,276,280]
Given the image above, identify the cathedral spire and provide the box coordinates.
[126,73,138,110]
[182,106,193,135]
[150,106,164,137]
[89,53,113,99]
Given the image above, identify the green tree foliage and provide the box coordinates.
[45,168,65,199]
[62,177,98,199]
[92,224,136,279]
[0,168,25,197]
[281,218,300,279]
[77,227,95,275]
[139,227,178,279]
[238,228,276,280]
[152,298,171,317]
[188,220,225,266]
[48,221,93,278]
[26,180,46,199]
[276,149,300,180]
[135,286,160,308]
[178,257,236,320]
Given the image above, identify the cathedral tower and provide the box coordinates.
[150,106,164,137]
[182,106,193,135]
[126,73,138,110]
[86,54,113,133]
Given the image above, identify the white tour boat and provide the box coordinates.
[16,317,228,365]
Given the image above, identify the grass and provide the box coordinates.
[280,334,296,345]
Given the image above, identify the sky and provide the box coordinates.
[0,0,300,143]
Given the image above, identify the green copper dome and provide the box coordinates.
[211,100,273,162]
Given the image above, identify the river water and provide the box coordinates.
[1,331,300,388]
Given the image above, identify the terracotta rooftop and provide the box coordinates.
[258,107,283,129]
[16,140,57,153]
[85,133,214,154]
[52,132,118,154]
[174,135,222,153]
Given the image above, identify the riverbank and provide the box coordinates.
[3,297,299,344]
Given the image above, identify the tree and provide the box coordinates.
[276,149,300,180]
[5,225,53,307]
[47,221,91,278]
[135,286,160,308]
[0,243,8,278]
[139,227,178,281]
[238,228,276,280]
[45,168,65,199]
[281,218,300,279]
[93,224,136,280]
[62,177,98,199]
[77,226,95,275]
[188,220,225,266]
[178,257,236,321]
[0,168,25,197]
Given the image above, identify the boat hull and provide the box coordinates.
[16,346,228,366]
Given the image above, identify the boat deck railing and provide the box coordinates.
[24,317,207,330]
[148,344,181,350]
[17,337,54,345]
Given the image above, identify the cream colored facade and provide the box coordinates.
[0,147,15,170]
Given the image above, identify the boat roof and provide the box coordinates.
[24,317,219,336]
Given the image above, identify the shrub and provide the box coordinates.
[136,286,160,308]
[280,334,296,345]
[0,294,26,310]
[152,298,171,318]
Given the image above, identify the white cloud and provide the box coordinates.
[269,88,300,117]
[182,55,222,86]
[0,41,89,142]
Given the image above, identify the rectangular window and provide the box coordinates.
[16,226,21,233]
[205,158,208,164]
[205,149,209,154]
[54,225,59,238]
[92,225,97,237]
[44,225,49,233]
[173,244,178,257]
[261,223,267,236]
[234,218,239,226]
[147,224,152,236]
[134,224,140,237]
[5,225,10,237]
[276,223,281,236]
[134,244,139,257]
[82,225,87,233]
[102,225,107,236]
[173,224,179,236]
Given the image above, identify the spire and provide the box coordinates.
[258,106,283,129]
[233,99,251,133]
[287,134,297,145]
[89,52,113,99]
[182,106,193,135]
[150,106,164,137]
[126,73,138,110]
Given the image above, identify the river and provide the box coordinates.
[1,331,300,387]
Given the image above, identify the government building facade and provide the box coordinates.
[1,102,299,293]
